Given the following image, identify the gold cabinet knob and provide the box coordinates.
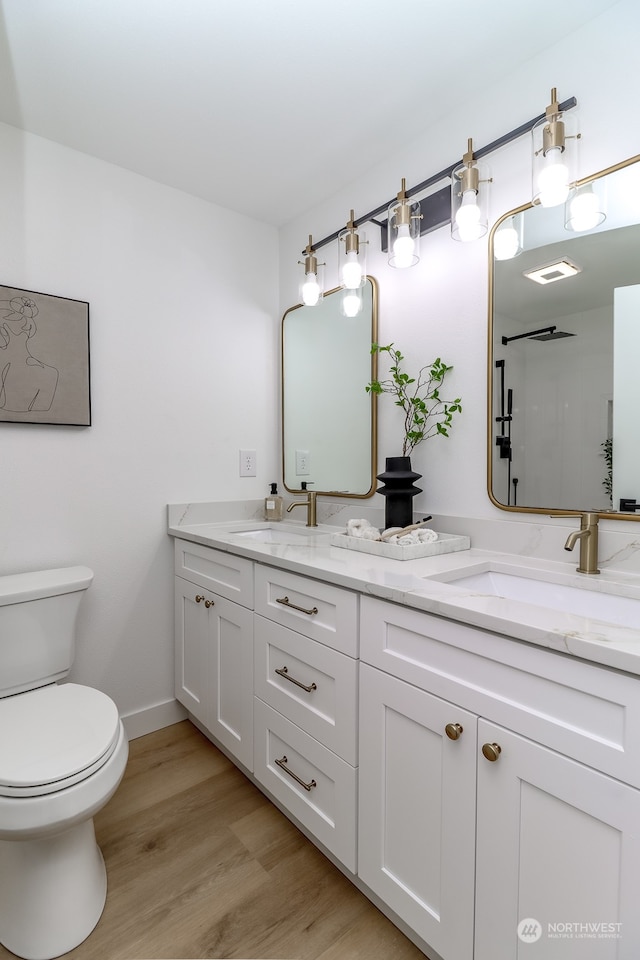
[445,722,464,741]
[204,599,214,608]
[195,594,205,603]
[482,742,502,762]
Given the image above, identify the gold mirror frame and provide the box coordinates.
[281,277,378,497]
[488,153,640,520]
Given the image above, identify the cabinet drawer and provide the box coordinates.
[361,596,640,788]
[254,615,358,765]
[255,565,358,655]
[175,539,253,608]
[253,698,357,872]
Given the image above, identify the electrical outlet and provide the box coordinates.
[295,449,310,475]
[239,449,257,477]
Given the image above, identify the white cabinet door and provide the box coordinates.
[175,576,254,770]
[358,663,477,960]
[175,576,210,727]
[475,719,640,960]
[208,590,254,771]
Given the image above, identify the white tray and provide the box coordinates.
[330,531,470,561]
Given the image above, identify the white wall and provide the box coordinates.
[279,0,640,524]
[0,122,279,729]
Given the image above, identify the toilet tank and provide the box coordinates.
[0,566,94,697]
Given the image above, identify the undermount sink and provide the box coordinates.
[172,519,341,545]
[232,524,321,544]
[424,563,640,630]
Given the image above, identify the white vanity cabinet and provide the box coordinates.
[174,539,254,770]
[359,596,640,960]
[252,564,359,872]
[171,528,640,959]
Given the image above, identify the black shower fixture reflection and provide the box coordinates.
[495,359,518,504]
[501,325,576,345]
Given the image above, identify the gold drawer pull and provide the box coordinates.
[195,594,205,603]
[275,665,317,693]
[275,755,317,792]
[275,595,318,616]
[445,722,464,741]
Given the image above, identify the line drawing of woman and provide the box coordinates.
[0,296,59,412]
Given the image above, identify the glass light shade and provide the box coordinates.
[564,182,606,233]
[451,159,490,242]
[340,286,363,317]
[493,214,523,261]
[338,226,367,289]
[387,196,421,268]
[532,107,578,208]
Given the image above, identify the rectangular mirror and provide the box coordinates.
[488,154,640,519]
[282,277,378,496]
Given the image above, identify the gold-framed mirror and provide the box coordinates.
[488,153,640,519]
[281,277,378,496]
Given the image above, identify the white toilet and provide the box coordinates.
[0,566,129,960]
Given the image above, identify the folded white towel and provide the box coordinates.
[361,527,382,540]
[346,519,381,540]
[418,529,438,543]
[388,529,439,545]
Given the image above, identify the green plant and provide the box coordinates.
[366,342,462,456]
[601,436,613,505]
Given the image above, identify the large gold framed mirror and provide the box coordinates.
[281,277,378,496]
[488,153,640,519]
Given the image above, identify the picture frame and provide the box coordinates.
[0,283,91,426]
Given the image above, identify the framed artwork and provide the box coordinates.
[0,284,90,426]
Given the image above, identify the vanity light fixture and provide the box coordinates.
[493,214,523,260]
[339,210,368,316]
[298,235,325,306]
[532,87,580,208]
[338,210,367,289]
[300,91,576,269]
[387,179,422,268]
[523,258,581,285]
[451,138,491,242]
[564,182,606,232]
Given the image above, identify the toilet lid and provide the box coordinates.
[0,683,120,797]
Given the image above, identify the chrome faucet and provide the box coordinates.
[562,512,600,575]
[286,485,317,527]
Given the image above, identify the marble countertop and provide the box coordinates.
[168,505,640,678]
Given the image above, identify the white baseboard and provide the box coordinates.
[121,698,188,740]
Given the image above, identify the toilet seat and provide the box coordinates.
[0,683,120,798]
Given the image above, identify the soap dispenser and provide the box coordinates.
[265,483,283,521]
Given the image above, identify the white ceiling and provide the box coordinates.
[0,0,621,226]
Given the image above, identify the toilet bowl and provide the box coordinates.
[0,567,129,960]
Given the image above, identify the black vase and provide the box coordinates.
[376,456,422,530]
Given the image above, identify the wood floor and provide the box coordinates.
[0,721,427,960]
